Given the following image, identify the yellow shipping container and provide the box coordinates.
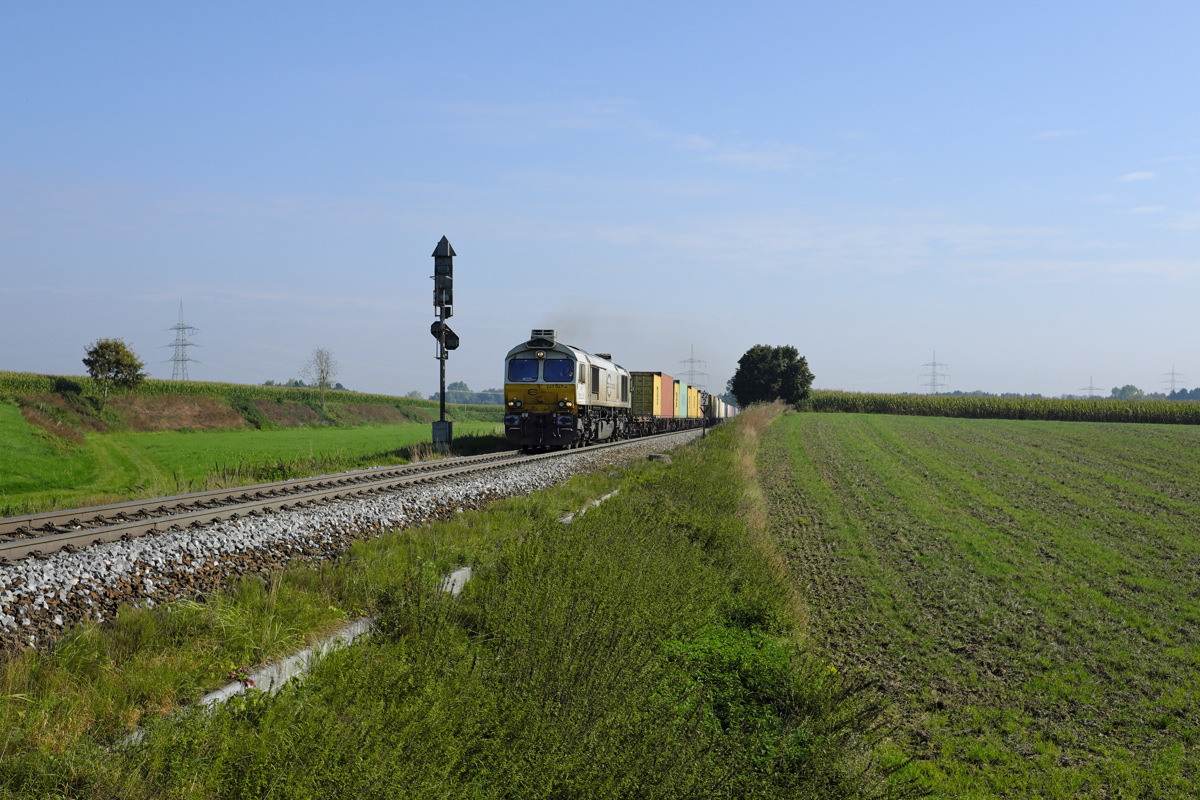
[688,386,701,418]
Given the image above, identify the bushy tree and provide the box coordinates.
[1111,384,1144,400]
[729,345,814,408]
[82,338,147,407]
[404,390,424,399]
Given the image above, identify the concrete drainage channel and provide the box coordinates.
[122,470,636,746]
[205,562,477,709]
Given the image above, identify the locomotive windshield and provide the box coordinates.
[508,359,539,382]
[543,360,574,382]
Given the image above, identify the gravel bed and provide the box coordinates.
[0,430,702,653]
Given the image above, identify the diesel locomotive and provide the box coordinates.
[503,329,725,450]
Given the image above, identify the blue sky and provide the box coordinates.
[2,1,1197,397]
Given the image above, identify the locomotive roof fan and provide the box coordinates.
[528,329,557,348]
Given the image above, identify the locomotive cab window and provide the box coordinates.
[508,359,539,382]
[590,366,600,396]
[543,360,574,382]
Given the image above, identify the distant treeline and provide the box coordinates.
[428,381,504,406]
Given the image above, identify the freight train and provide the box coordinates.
[503,329,738,450]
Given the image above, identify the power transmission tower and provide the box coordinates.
[1079,375,1102,398]
[1161,364,1187,395]
[919,351,949,394]
[166,302,200,381]
[678,345,709,391]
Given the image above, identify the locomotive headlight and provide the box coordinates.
[558,400,565,408]
[515,400,522,408]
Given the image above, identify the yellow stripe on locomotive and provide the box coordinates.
[504,384,576,415]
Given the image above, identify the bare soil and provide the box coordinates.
[18,405,86,444]
[334,403,406,425]
[252,399,323,427]
[107,396,248,432]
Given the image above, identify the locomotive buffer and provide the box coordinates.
[430,236,459,450]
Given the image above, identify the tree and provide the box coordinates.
[82,338,147,408]
[718,378,738,406]
[729,345,814,408]
[300,348,339,411]
[404,390,424,399]
[1111,384,1144,401]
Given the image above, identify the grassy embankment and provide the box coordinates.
[764,412,1200,798]
[0,370,505,515]
[0,407,917,799]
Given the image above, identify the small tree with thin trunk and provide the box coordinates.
[82,338,147,408]
[301,347,340,412]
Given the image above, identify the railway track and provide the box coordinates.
[0,431,690,564]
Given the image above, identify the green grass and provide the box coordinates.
[0,409,915,799]
[0,400,504,515]
[0,403,100,498]
[123,421,503,484]
[763,412,1200,797]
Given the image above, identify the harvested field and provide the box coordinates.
[764,412,1200,798]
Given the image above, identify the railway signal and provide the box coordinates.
[431,236,457,449]
[430,321,460,350]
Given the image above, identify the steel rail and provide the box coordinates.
[0,430,691,564]
[0,449,525,539]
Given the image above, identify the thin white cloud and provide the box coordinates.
[1126,206,1168,214]
[639,123,814,170]
[1159,211,1200,231]
[676,134,716,152]
[1031,130,1077,140]
[704,143,810,171]
[1120,171,1157,182]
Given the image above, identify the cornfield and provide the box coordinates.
[804,390,1200,425]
